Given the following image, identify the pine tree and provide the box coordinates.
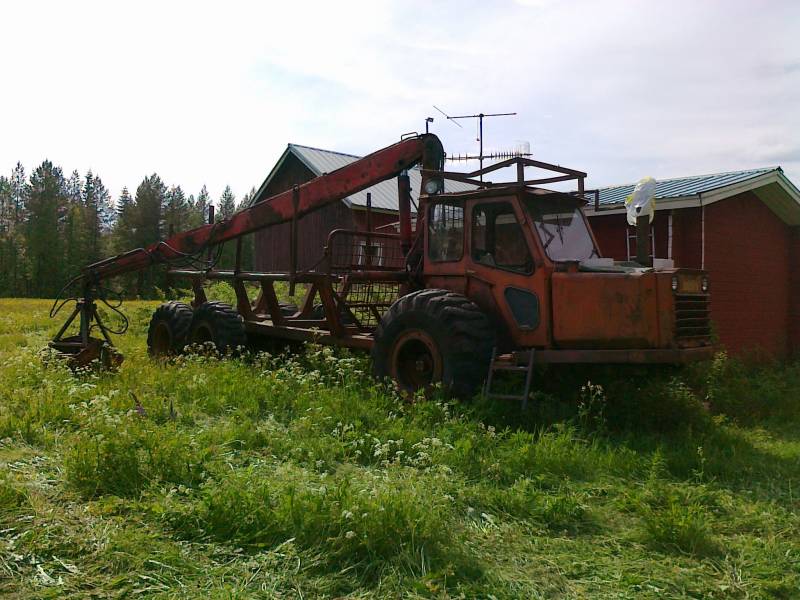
[8,163,27,294]
[189,184,211,228]
[218,185,236,219]
[93,175,113,233]
[26,161,67,297]
[66,170,82,205]
[116,187,133,220]
[79,171,113,264]
[10,163,26,224]
[241,186,257,208]
[163,185,190,237]
[0,176,12,295]
[216,186,238,267]
[130,174,167,297]
[237,189,257,270]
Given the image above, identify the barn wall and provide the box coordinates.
[255,202,355,271]
[253,154,355,272]
[351,208,401,232]
[252,154,408,272]
[704,191,791,358]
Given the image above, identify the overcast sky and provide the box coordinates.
[1,0,798,203]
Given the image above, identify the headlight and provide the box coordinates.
[671,275,679,292]
[424,178,443,195]
[701,276,709,293]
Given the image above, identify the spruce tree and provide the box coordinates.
[189,184,211,228]
[237,189,256,270]
[130,174,167,297]
[0,176,12,295]
[78,171,112,264]
[8,163,27,294]
[26,161,67,297]
[66,170,82,205]
[164,185,190,236]
[218,185,236,219]
[217,186,238,267]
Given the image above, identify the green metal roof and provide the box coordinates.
[597,167,779,206]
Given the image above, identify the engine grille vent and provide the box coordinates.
[675,293,711,342]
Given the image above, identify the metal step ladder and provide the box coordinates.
[625,225,655,262]
[483,348,535,409]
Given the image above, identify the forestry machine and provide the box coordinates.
[50,132,713,399]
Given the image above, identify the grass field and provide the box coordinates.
[1,296,799,598]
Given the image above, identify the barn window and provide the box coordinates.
[355,240,384,267]
[428,202,464,262]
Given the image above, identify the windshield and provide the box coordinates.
[524,196,598,261]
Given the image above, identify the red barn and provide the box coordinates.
[585,168,800,358]
[250,143,473,272]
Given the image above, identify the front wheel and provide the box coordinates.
[371,289,495,398]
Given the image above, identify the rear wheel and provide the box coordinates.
[147,301,193,357]
[189,302,247,354]
[371,289,495,398]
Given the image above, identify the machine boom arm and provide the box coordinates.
[84,133,444,282]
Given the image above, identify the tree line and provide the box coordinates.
[0,160,254,298]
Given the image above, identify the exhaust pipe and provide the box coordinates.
[398,171,412,254]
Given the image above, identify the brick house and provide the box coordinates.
[585,168,800,358]
[249,143,472,272]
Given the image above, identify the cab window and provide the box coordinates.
[524,195,598,261]
[471,203,533,274]
[428,202,464,262]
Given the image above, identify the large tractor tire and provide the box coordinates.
[189,301,247,354]
[372,289,495,398]
[147,301,194,357]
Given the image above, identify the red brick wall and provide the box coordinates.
[704,192,791,358]
[589,211,670,262]
[789,227,800,355]
[588,195,794,358]
[671,207,702,269]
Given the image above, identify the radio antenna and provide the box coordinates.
[432,105,463,128]
[450,111,516,177]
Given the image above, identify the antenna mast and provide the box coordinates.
[433,107,517,180]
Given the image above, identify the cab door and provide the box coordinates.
[464,196,550,349]
[423,199,469,295]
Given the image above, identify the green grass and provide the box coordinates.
[0,297,799,598]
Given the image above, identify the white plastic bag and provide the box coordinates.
[625,176,657,226]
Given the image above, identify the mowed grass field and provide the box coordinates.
[1,296,799,599]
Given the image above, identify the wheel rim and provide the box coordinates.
[151,322,173,355]
[390,329,443,391]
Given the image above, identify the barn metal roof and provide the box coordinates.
[255,143,474,212]
[596,167,778,206]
